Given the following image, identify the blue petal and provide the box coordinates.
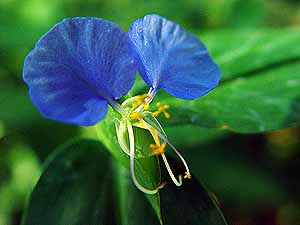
[129,14,221,100]
[23,17,136,125]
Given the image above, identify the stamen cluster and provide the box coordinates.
[116,92,191,194]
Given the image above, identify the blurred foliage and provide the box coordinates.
[1,0,300,225]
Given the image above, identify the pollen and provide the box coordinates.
[184,171,192,179]
[143,103,150,111]
[152,102,171,119]
[150,143,167,155]
[130,112,143,120]
[132,94,151,109]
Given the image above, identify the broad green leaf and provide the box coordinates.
[202,28,300,81]
[161,62,300,133]
[160,175,228,225]
[22,139,161,225]
[22,139,115,225]
[114,157,228,225]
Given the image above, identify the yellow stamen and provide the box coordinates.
[130,112,142,120]
[152,102,171,119]
[163,111,171,119]
[152,111,160,117]
[143,104,150,111]
[132,94,151,109]
[184,171,192,179]
[150,143,166,155]
[138,119,188,187]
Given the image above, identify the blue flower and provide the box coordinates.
[23,15,221,194]
[129,14,221,100]
[23,17,136,126]
[23,15,220,126]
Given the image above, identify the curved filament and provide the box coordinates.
[161,153,183,186]
[142,119,191,179]
[138,119,185,186]
[127,121,164,194]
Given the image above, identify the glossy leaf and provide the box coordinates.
[22,139,115,225]
[115,156,228,225]
[159,156,228,225]
[22,139,163,225]
[161,62,300,133]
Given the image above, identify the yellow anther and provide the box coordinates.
[150,143,167,155]
[163,111,171,119]
[143,104,150,111]
[152,102,171,119]
[184,172,192,179]
[130,112,142,120]
[132,94,151,109]
[136,94,150,100]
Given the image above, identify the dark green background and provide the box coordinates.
[1,0,300,225]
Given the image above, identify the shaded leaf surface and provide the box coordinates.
[114,156,228,225]
[22,139,228,225]
[159,157,228,225]
[22,139,115,225]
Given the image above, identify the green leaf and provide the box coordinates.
[157,155,228,225]
[22,139,228,225]
[202,28,300,81]
[114,157,228,225]
[160,179,228,225]
[22,139,115,225]
[162,62,300,132]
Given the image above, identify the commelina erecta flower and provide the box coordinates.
[23,14,221,194]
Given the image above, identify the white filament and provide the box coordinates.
[127,121,164,194]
